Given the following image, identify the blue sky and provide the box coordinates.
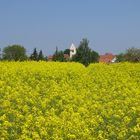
[0,0,140,56]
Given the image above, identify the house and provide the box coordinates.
[48,55,53,61]
[99,53,116,63]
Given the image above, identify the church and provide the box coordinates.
[69,43,76,58]
[48,43,77,61]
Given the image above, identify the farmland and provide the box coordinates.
[0,62,140,139]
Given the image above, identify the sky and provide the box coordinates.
[0,0,140,56]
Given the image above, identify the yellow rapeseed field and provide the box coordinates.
[0,62,140,139]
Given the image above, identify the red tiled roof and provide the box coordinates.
[48,55,53,61]
[99,53,116,63]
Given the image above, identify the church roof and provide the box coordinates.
[70,43,76,50]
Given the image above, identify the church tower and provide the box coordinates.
[70,43,76,58]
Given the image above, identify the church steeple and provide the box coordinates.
[70,43,76,58]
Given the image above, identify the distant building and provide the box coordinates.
[99,53,116,63]
[48,55,53,61]
[70,43,76,58]
[48,43,77,61]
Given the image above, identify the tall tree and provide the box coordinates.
[72,38,99,66]
[64,49,70,55]
[53,46,58,61]
[44,56,48,61]
[125,47,140,62]
[3,44,27,61]
[53,50,65,62]
[52,46,66,61]
[38,50,44,60]
[116,53,125,62]
[116,47,140,62]
[30,48,38,61]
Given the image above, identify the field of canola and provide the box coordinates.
[0,61,140,140]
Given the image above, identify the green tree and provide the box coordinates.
[30,48,38,61]
[125,47,140,62]
[52,46,58,61]
[116,47,140,62]
[52,47,66,62]
[3,44,27,61]
[44,56,48,61]
[38,50,44,60]
[53,50,65,62]
[64,49,70,55]
[116,53,125,62]
[72,38,99,66]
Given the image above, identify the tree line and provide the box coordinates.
[116,47,140,63]
[0,38,140,66]
[0,38,100,66]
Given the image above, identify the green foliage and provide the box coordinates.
[117,47,140,62]
[53,48,66,62]
[64,49,70,55]
[44,56,48,61]
[30,48,38,61]
[2,45,27,61]
[116,53,125,62]
[125,47,140,62]
[38,50,44,61]
[72,38,99,66]
[0,62,140,139]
